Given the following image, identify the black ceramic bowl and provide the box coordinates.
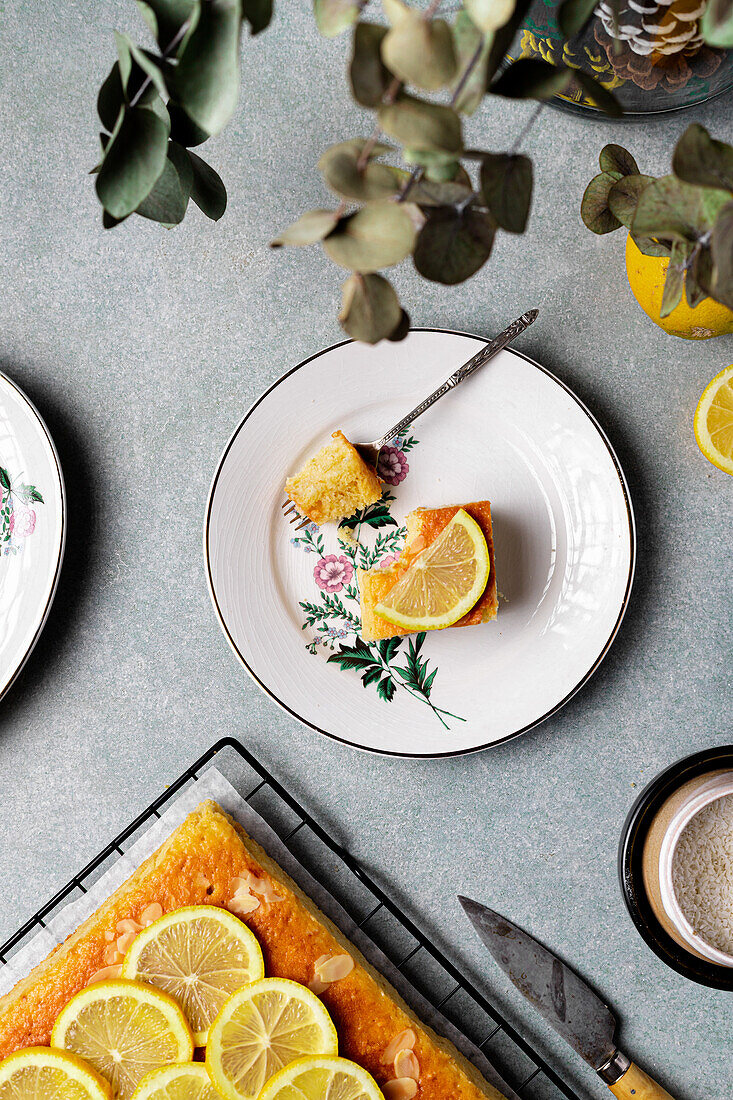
[619,745,733,990]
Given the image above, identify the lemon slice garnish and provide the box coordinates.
[131,1063,219,1100]
[258,1055,384,1100]
[120,905,265,1046]
[374,508,490,631]
[205,978,339,1100]
[694,364,733,475]
[51,979,194,1100]
[0,1047,112,1100]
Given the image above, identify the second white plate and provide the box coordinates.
[206,330,634,757]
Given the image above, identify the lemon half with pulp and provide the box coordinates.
[205,977,339,1100]
[375,508,489,631]
[694,365,733,475]
[121,905,265,1045]
[51,979,193,1100]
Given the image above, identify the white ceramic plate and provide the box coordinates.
[205,330,634,757]
[0,371,65,701]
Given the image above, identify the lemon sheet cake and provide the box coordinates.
[285,430,382,524]
[0,800,506,1100]
[359,502,498,643]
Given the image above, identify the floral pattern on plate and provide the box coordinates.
[292,435,465,729]
[1,467,44,556]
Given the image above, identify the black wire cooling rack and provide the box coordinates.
[0,738,580,1100]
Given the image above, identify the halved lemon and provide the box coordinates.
[51,979,194,1100]
[258,1056,384,1100]
[131,1063,219,1100]
[374,508,490,631]
[0,1047,112,1100]
[121,905,265,1045]
[205,978,338,1100]
[694,364,733,475]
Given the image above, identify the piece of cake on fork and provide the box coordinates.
[285,430,382,525]
[358,501,498,642]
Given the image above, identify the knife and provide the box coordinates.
[458,897,676,1100]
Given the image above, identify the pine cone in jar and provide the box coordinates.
[592,8,722,91]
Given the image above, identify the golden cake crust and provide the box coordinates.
[0,801,504,1100]
[285,430,382,525]
[358,501,498,642]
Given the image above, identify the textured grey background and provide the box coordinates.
[1,2,732,1097]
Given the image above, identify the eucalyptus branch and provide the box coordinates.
[128,21,190,108]
[510,102,545,155]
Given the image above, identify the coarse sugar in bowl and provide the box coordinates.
[619,746,733,989]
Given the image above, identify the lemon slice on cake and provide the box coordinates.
[120,905,265,1045]
[694,364,733,475]
[258,1056,384,1100]
[0,1047,112,1100]
[374,508,490,631]
[131,1063,220,1100]
[205,978,338,1100]
[51,979,194,1100]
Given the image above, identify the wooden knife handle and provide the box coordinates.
[608,1062,676,1100]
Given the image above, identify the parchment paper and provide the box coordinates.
[0,767,521,1100]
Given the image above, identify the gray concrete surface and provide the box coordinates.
[1,2,732,1097]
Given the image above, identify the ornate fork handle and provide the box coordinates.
[375,310,538,451]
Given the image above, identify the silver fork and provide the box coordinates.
[283,309,538,529]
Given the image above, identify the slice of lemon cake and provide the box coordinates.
[285,431,382,525]
[358,501,497,642]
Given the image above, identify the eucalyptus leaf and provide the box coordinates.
[96,105,169,219]
[711,201,733,309]
[339,273,404,343]
[659,241,687,318]
[451,11,492,116]
[98,61,125,132]
[314,0,360,37]
[413,204,494,284]
[672,124,733,195]
[135,0,197,49]
[350,22,393,107]
[557,0,597,38]
[599,143,639,178]
[573,70,622,116]
[115,31,133,89]
[121,35,169,100]
[633,175,730,243]
[102,209,130,228]
[271,209,339,246]
[701,0,733,47]
[485,0,534,82]
[403,147,460,182]
[409,178,473,206]
[491,57,571,99]
[480,152,532,233]
[318,139,403,201]
[188,149,227,219]
[465,0,516,32]
[168,101,209,146]
[630,233,671,258]
[136,140,192,223]
[388,308,411,341]
[381,7,457,91]
[581,172,622,234]
[379,96,462,154]
[686,244,711,308]
[174,0,242,135]
[242,0,273,34]
[323,201,418,271]
[607,174,653,229]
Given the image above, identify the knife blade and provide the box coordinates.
[459,896,677,1100]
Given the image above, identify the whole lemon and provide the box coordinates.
[625,234,733,340]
